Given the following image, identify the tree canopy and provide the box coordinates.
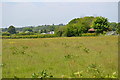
[56,16,96,37]
[55,16,111,37]
[23,27,33,32]
[2,16,118,37]
[7,25,16,34]
[92,16,109,33]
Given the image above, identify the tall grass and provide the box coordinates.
[2,36,118,78]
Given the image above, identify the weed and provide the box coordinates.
[0,63,5,67]
[40,70,53,78]
[105,72,117,78]
[10,46,29,55]
[22,46,28,49]
[83,47,90,53]
[32,70,53,78]
[87,64,103,78]
[10,47,19,55]
[64,54,73,59]
[43,42,49,47]
[21,45,29,54]
[76,45,82,48]
[32,73,39,78]
[62,42,70,48]
[21,51,26,54]
[73,71,83,78]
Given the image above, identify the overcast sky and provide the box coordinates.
[1,0,119,28]
[1,0,120,2]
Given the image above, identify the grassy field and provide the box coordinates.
[2,36,118,78]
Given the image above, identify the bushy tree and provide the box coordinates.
[61,16,95,37]
[55,26,65,36]
[63,24,86,37]
[92,16,109,34]
[7,25,16,34]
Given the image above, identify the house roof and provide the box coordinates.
[88,28,95,31]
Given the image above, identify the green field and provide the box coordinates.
[2,36,118,78]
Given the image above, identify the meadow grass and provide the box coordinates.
[2,36,118,78]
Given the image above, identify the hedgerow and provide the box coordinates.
[1,34,57,39]
[81,33,97,36]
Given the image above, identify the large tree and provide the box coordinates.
[7,25,16,34]
[62,16,95,37]
[92,16,109,34]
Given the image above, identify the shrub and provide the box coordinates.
[2,32,11,36]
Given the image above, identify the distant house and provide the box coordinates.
[88,28,95,33]
[47,31,54,34]
[41,31,54,34]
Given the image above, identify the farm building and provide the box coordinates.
[88,28,95,33]
[41,33,46,34]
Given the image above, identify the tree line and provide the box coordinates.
[2,24,64,36]
[55,16,119,37]
[1,16,120,38]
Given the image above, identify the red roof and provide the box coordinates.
[88,28,95,31]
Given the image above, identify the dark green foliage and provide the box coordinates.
[32,25,61,33]
[2,28,8,32]
[40,29,43,33]
[83,47,90,53]
[43,29,47,33]
[92,16,109,34]
[64,24,86,37]
[1,16,118,38]
[55,26,66,37]
[23,27,33,32]
[55,16,96,37]
[7,25,16,34]
[109,22,118,31]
